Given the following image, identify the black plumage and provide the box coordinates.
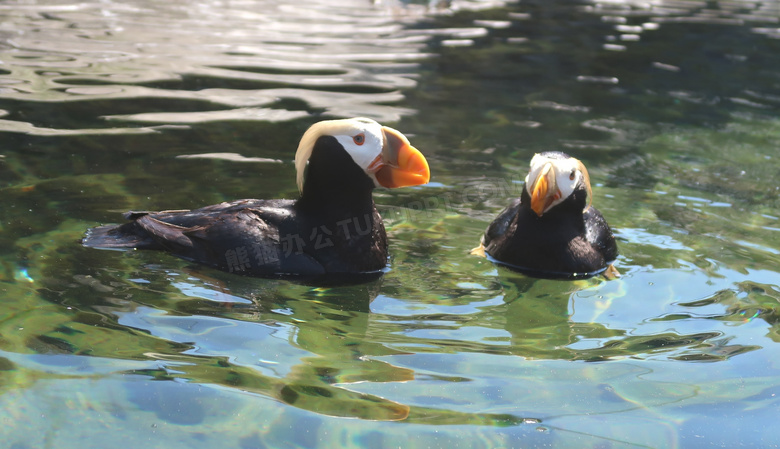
[83,118,430,281]
[478,152,617,278]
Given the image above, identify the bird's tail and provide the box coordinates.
[82,222,157,249]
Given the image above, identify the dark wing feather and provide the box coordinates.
[584,206,618,262]
[82,200,284,252]
[82,199,330,277]
[134,215,200,250]
[482,198,521,247]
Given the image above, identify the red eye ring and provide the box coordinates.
[353,134,365,145]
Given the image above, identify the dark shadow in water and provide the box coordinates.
[6,239,534,425]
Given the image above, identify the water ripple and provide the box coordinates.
[0,0,508,132]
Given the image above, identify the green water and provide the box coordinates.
[2,0,780,447]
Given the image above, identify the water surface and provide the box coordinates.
[1,0,780,448]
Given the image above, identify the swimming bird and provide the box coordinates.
[474,151,618,278]
[83,117,430,281]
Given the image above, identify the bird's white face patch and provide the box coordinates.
[526,153,591,213]
[332,121,384,173]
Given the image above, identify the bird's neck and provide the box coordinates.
[519,188,586,233]
[297,182,376,218]
[296,135,377,219]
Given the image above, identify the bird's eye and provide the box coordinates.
[569,170,576,181]
[353,134,365,145]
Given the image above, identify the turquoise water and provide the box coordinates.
[1,0,780,447]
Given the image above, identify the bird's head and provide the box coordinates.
[524,151,592,217]
[294,117,430,193]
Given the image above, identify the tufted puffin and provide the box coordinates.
[474,151,618,279]
[83,117,430,281]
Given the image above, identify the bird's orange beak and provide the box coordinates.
[529,162,560,216]
[372,126,430,188]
